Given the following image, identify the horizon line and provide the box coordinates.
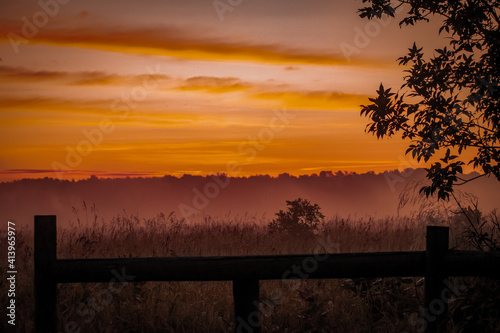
[0,167,481,184]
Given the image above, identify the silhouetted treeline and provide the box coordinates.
[1,169,498,227]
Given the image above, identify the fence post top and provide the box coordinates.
[35,215,57,225]
[426,225,449,232]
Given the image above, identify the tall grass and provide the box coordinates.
[1,209,498,332]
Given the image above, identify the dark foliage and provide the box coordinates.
[359,0,500,200]
[268,198,325,236]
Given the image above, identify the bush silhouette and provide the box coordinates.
[268,198,325,236]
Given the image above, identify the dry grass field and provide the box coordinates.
[1,207,499,332]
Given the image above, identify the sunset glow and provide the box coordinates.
[0,0,450,181]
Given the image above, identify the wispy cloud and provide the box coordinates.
[0,69,369,114]
[0,25,386,67]
[0,169,58,174]
[0,65,170,86]
[0,169,160,179]
[177,76,249,93]
[251,91,368,111]
[172,75,369,110]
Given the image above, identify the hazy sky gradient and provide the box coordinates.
[0,0,453,181]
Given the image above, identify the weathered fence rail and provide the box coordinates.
[34,215,500,333]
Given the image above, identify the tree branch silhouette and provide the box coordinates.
[359,0,500,200]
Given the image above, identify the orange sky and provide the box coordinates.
[0,0,460,182]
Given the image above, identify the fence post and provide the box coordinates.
[233,279,261,333]
[35,215,57,333]
[425,226,449,333]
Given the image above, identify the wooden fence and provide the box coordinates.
[34,215,500,333]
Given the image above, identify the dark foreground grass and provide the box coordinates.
[1,211,499,332]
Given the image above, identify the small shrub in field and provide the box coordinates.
[268,198,325,236]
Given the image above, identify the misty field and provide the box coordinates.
[1,209,499,333]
